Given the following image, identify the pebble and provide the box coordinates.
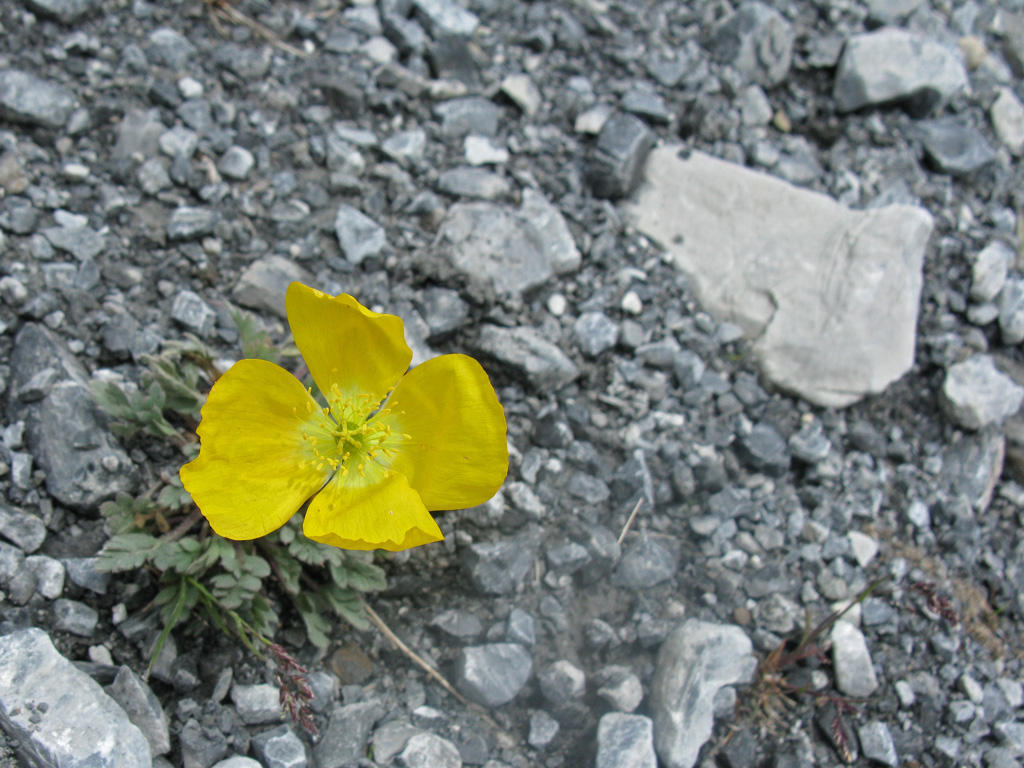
[709,1,794,87]
[453,643,533,707]
[334,204,387,264]
[596,713,657,768]
[990,87,1024,155]
[0,70,77,128]
[941,355,1024,430]
[171,290,218,337]
[831,620,879,698]
[587,112,655,200]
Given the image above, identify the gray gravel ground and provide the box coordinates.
[2,0,1024,766]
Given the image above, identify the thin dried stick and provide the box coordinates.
[362,600,469,706]
[204,0,310,58]
[617,498,644,546]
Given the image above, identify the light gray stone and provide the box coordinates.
[167,206,219,240]
[624,147,933,408]
[437,167,511,200]
[107,666,172,756]
[0,628,152,768]
[596,666,644,713]
[435,188,580,297]
[251,725,307,768]
[0,70,77,128]
[412,0,478,36]
[574,312,620,357]
[231,683,283,725]
[941,355,1024,430]
[0,505,46,552]
[313,700,384,768]
[218,146,255,180]
[501,74,543,116]
[52,597,99,636]
[971,240,1013,303]
[171,290,217,337]
[538,660,586,708]
[1000,278,1024,344]
[454,644,532,707]
[334,204,387,264]
[396,732,462,768]
[232,256,313,318]
[650,620,756,768]
[709,1,794,87]
[831,620,879,698]
[833,29,968,114]
[24,555,64,599]
[476,325,579,390]
[597,713,657,768]
[991,87,1024,155]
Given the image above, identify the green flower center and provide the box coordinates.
[300,385,404,478]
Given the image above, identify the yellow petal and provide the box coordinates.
[303,461,443,551]
[380,354,507,510]
[285,282,411,404]
[180,359,330,540]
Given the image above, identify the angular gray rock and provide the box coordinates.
[9,324,138,509]
[0,504,46,552]
[476,325,579,390]
[538,660,586,708]
[624,147,933,408]
[708,1,794,87]
[650,620,756,768]
[0,70,77,128]
[597,714,657,768]
[334,204,387,264]
[915,118,999,177]
[106,666,171,756]
[833,29,969,115]
[587,113,656,200]
[941,355,1024,430]
[171,290,217,337]
[613,533,679,589]
[232,256,313,318]
[166,207,219,241]
[437,167,511,200]
[990,87,1024,155]
[857,721,899,767]
[454,643,533,707]
[435,188,580,297]
[251,725,307,768]
[462,538,536,595]
[313,700,384,768]
[831,620,879,698]
[413,0,478,36]
[26,0,98,22]
[231,683,283,725]
[0,628,152,768]
[971,240,1013,303]
[574,312,620,357]
[397,733,463,768]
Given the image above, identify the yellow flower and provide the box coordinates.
[180,282,508,551]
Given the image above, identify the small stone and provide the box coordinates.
[847,531,879,567]
[0,70,77,128]
[596,665,644,713]
[574,312,619,356]
[251,725,307,768]
[314,700,385,768]
[454,643,532,707]
[621,291,643,315]
[991,87,1024,155]
[413,0,479,36]
[597,713,657,768]
[587,113,655,199]
[52,598,99,636]
[614,533,679,589]
[736,423,791,477]
[916,118,999,177]
[831,620,878,698]
[971,240,1013,303]
[501,74,543,116]
[462,539,536,595]
[334,204,387,264]
[107,665,172,756]
[538,660,586,708]
[429,609,483,643]
[709,1,794,87]
[232,683,283,725]
[171,290,217,337]
[528,710,560,748]
[158,125,199,158]
[147,27,196,70]
[0,505,46,552]
[381,129,427,165]
[476,325,579,390]
[218,146,255,180]
[397,732,462,768]
[464,135,509,165]
[437,167,511,200]
[167,207,219,240]
[999,278,1024,344]
[434,97,501,138]
[941,355,1024,430]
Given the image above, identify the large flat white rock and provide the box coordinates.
[624,147,933,407]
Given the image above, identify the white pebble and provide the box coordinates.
[177,76,204,99]
[547,293,567,316]
[621,290,642,315]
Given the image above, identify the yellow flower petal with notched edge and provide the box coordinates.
[180,283,508,551]
[378,354,508,510]
[179,359,331,540]
[303,461,443,551]
[285,282,411,404]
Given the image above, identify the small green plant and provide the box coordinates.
[92,310,389,734]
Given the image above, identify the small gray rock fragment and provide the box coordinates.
[916,118,999,177]
[831,620,879,698]
[171,290,217,337]
[538,660,586,708]
[107,665,172,756]
[528,710,560,748]
[232,256,313,318]
[231,683,283,725]
[463,539,535,595]
[708,1,794,87]
[313,700,384,768]
[971,240,1013,303]
[437,167,511,200]
[941,355,1024,430]
[167,207,219,241]
[396,732,462,768]
[574,312,619,356]
[454,643,532,707]
[218,146,255,180]
[251,725,308,768]
[597,713,657,768]
[856,720,899,767]
[25,0,98,23]
[334,204,387,264]
[613,533,679,589]
[476,325,579,390]
[413,0,478,36]
[587,113,655,200]
[0,70,77,128]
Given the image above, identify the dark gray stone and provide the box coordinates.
[26,0,98,22]
[566,471,611,504]
[232,256,312,319]
[999,278,1024,344]
[463,538,536,595]
[788,418,831,463]
[214,43,272,80]
[107,665,172,756]
[179,718,228,768]
[453,644,532,707]
[10,325,138,510]
[416,287,469,338]
[621,84,673,124]
[429,608,484,643]
[708,1,794,87]
[651,620,756,768]
[613,533,679,589]
[596,714,657,768]
[737,423,791,477]
[167,207,219,241]
[587,113,655,199]
[313,700,384,768]
[0,629,151,767]
[0,70,77,128]
[52,598,98,636]
[915,118,999,177]
[476,325,579,390]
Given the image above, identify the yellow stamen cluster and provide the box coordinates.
[298,385,405,478]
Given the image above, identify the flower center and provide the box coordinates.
[299,384,403,477]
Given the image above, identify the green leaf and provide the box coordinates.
[323,585,369,630]
[241,555,271,579]
[339,555,387,593]
[96,533,162,572]
[295,593,332,648]
[287,533,345,567]
[268,548,301,594]
[157,480,193,512]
